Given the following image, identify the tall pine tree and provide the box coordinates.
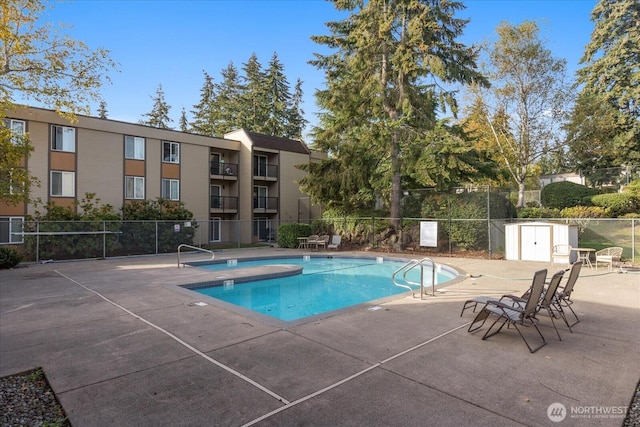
[239,53,269,132]
[303,0,487,225]
[569,0,640,171]
[211,62,243,136]
[141,84,173,129]
[190,71,217,136]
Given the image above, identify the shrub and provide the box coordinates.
[517,207,560,218]
[541,182,600,209]
[0,246,22,269]
[277,223,312,248]
[591,193,640,217]
[560,205,607,218]
[420,191,513,250]
[622,179,640,196]
[23,194,121,260]
[120,198,197,255]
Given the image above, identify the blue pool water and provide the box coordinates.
[188,257,456,322]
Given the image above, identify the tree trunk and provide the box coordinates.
[390,131,401,231]
[517,181,526,207]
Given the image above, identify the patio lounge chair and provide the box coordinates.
[553,261,582,330]
[537,270,566,341]
[594,247,623,271]
[468,269,548,353]
[327,235,342,250]
[460,268,548,317]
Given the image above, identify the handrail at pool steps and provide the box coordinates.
[177,244,215,267]
[392,257,436,299]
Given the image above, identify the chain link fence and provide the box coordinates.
[8,185,638,264]
[8,216,638,264]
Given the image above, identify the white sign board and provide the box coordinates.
[419,221,438,247]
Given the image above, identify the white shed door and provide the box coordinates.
[520,225,552,262]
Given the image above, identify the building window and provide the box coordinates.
[210,218,221,242]
[0,217,24,244]
[125,136,145,160]
[50,171,75,197]
[4,119,25,144]
[51,125,76,152]
[161,179,179,201]
[254,155,267,176]
[125,176,145,199]
[162,141,179,163]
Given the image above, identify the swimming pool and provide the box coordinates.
[183,256,458,322]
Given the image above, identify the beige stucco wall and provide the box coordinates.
[24,120,50,214]
[77,128,123,208]
[3,107,324,247]
[279,150,309,221]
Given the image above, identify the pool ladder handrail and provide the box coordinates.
[177,244,215,267]
[391,257,436,299]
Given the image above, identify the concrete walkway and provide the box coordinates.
[1,248,638,426]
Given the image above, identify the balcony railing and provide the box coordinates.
[253,164,278,179]
[210,162,238,178]
[210,196,239,211]
[253,196,278,211]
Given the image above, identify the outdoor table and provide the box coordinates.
[297,237,309,249]
[571,247,595,268]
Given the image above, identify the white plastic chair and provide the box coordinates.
[327,235,342,250]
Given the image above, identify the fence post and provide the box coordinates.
[487,186,492,257]
[237,220,240,249]
[633,218,636,263]
[155,221,159,255]
[36,221,40,263]
[102,220,106,258]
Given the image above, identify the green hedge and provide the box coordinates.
[541,182,600,209]
[277,223,312,248]
[591,193,640,217]
[0,246,22,269]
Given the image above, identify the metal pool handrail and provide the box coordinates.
[391,257,436,299]
[177,244,215,267]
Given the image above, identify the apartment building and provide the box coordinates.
[1,106,323,246]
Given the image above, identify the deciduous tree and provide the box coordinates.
[466,21,571,207]
[0,0,116,204]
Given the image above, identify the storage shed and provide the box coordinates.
[505,222,579,263]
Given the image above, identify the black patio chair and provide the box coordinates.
[468,269,548,353]
[552,261,582,330]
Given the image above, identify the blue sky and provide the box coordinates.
[41,0,597,135]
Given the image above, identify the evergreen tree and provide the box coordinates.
[570,0,640,170]
[263,52,291,137]
[141,84,173,129]
[178,107,189,132]
[286,79,307,140]
[302,0,487,226]
[97,100,108,119]
[190,71,216,136]
[211,62,244,136]
[239,53,269,132]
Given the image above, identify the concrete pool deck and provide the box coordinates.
[1,248,638,426]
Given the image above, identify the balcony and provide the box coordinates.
[253,164,278,181]
[253,196,278,213]
[210,196,239,213]
[210,162,238,180]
